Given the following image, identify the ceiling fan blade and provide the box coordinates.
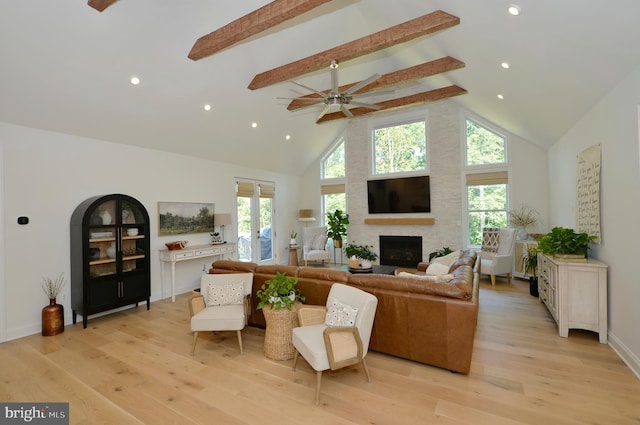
[290,80,327,97]
[340,104,354,118]
[349,100,382,110]
[350,88,395,98]
[317,105,332,121]
[344,73,381,95]
[277,96,324,101]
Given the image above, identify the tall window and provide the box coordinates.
[466,119,506,166]
[465,118,508,246]
[372,120,426,175]
[236,180,274,263]
[322,139,345,179]
[321,139,346,222]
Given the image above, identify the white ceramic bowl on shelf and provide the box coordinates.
[127,228,139,236]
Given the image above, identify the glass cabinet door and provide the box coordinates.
[87,199,117,278]
[120,199,147,274]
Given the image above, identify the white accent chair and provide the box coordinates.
[189,273,253,355]
[479,227,518,286]
[302,226,331,267]
[292,283,378,405]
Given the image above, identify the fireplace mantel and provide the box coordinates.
[364,218,435,225]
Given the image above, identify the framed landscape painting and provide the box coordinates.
[158,202,214,236]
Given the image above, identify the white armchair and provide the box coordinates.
[302,226,331,267]
[292,283,378,405]
[189,273,253,355]
[479,227,517,286]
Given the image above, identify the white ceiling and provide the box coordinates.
[2,1,640,175]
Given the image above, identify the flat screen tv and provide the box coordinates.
[367,176,430,214]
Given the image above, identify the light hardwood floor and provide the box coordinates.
[1,277,639,425]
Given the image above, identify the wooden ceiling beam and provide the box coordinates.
[249,10,459,90]
[287,56,465,110]
[316,85,467,123]
[88,0,118,12]
[188,0,333,61]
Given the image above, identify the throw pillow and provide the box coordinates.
[398,271,455,284]
[207,281,244,306]
[481,227,500,253]
[325,298,358,327]
[425,262,451,275]
[311,234,328,250]
[432,250,461,267]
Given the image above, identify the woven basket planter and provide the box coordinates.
[262,302,301,360]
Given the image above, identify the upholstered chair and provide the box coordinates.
[189,272,253,355]
[479,227,518,286]
[292,283,378,405]
[302,226,331,266]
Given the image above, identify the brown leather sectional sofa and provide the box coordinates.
[209,250,480,374]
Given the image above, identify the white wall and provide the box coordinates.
[301,100,549,260]
[548,64,640,377]
[0,123,299,341]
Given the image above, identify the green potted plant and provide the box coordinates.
[289,230,297,245]
[522,246,539,297]
[326,209,349,248]
[537,226,597,260]
[428,246,454,262]
[345,243,378,269]
[256,272,305,311]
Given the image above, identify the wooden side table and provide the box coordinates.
[288,244,299,266]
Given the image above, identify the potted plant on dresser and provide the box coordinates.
[256,272,305,361]
[537,227,597,262]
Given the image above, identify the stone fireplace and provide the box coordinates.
[379,236,423,267]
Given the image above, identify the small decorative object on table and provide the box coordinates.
[289,230,297,246]
[509,205,538,240]
[165,240,189,250]
[256,272,305,360]
[345,243,378,270]
[210,232,223,244]
[41,273,65,336]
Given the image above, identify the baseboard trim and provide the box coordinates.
[608,331,640,381]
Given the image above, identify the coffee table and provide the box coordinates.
[348,265,397,275]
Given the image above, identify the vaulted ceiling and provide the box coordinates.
[2,1,640,175]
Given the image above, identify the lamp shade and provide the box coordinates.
[298,209,316,221]
[214,213,232,226]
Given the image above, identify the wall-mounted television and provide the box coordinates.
[367,176,430,214]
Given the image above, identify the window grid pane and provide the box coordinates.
[373,121,426,175]
[467,184,508,246]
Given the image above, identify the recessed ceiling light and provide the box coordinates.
[497,94,504,100]
[508,5,520,16]
[501,62,510,69]
[285,134,291,141]
[130,76,140,86]
[203,104,211,111]
[251,122,258,128]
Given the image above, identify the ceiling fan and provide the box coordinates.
[285,60,383,121]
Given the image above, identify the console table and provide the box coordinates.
[159,243,236,302]
[538,254,608,343]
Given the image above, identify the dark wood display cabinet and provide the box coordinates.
[70,194,150,328]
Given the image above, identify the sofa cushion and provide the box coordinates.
[424,263,450,275]
[348,273,470,300]
[254,264,298,276]
[210,260,257,273]
[431,250,461,267]
[397,271,455,283]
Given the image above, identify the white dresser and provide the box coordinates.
[160,243,236,301]
[537,254,608,343]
